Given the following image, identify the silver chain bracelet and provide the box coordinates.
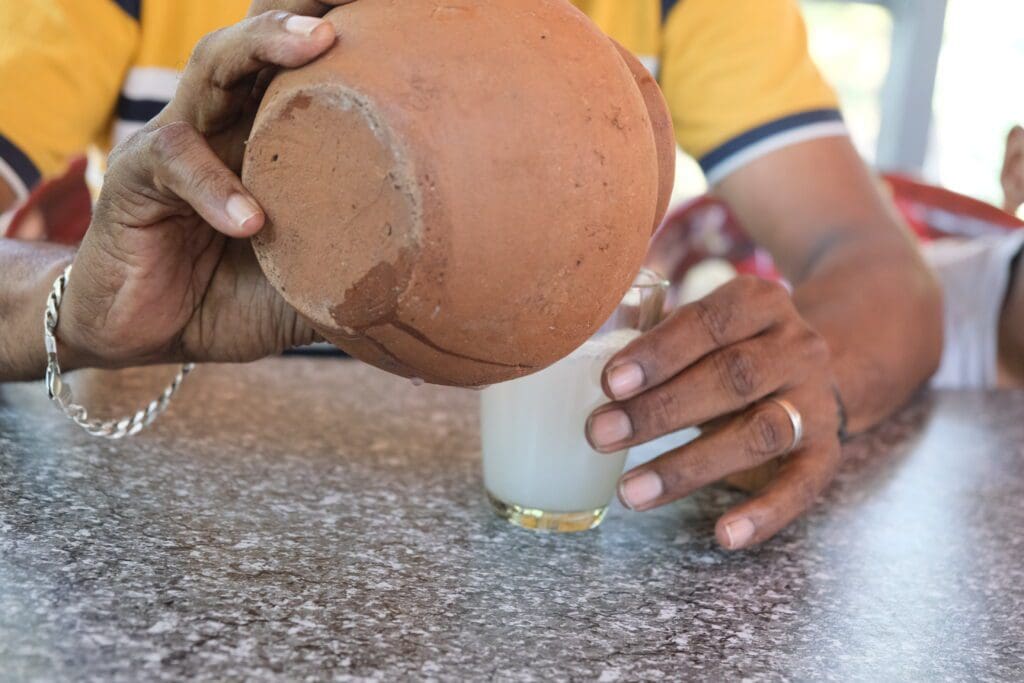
[44,264,195,439]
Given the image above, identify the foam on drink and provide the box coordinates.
[480,328,641,513]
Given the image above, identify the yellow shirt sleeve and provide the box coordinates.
[660,0,845,183]
[0,0,138,198]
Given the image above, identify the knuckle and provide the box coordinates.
[681,448,714,484]
[263,9,292,25]
[252,10,290,35]
[148,122,197,165]
[795,475,822,510]
[695,298,731,345]
[804,331,831,365]
[761,277,790,301]
[188,162,227,194]
[757,279,793,313]
[106,135,137,169]
[744,405,789,460]
[188,30,221,68]
[640,388,678,435]
[733,274,761,295]
[716,347,759,399]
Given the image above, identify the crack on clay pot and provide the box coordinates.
[358,326,528,385]
[358,331,422,376]
[386,321,536,370]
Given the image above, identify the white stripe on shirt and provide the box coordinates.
[704,121,849,185]
[122,67,181,103]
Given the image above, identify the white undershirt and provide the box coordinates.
[923,231,1024,389]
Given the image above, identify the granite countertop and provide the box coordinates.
[1,358,1023,681]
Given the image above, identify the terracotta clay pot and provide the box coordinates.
[611,40,676,233]
[243,0,672,386]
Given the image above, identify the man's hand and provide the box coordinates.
[587,275,842,551]
[56,9,344,369]
[590,135,940,552]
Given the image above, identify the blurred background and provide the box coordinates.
[3,0,1016,238]
[672,0,1024,209]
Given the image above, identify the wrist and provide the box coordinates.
[52,266,146,372]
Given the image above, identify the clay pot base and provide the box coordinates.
[247,84,537,384]
[249,85,421,334]
[248,85,420,379]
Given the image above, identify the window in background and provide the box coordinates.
[801,0,893,164]
[929,0,1024,207]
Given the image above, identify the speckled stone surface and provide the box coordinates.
[1,358,1023,682]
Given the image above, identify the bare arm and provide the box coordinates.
[0,177,75,382]
[0,177,14,215]
[0,238,76,381]
[717,135,943,433]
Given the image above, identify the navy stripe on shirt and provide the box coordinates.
[698,108,844,176]
[116,95,167,124]
[0,132,41,193]
[661,0,681,23]
[111,0,142,21]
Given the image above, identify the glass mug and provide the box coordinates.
[479,268,669,532]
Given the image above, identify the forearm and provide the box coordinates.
[715,137,943,433]
[0,239,76,382]
[793,237,942,433]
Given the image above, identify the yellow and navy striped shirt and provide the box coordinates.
[0,0,843,201]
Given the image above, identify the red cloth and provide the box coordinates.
[881,172,1024,241]
[5,156,91,244]
[649,173,1024,291]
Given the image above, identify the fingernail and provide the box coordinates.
[226,194,261,231]
[285,15,326,36]
[723,517,755,549]
[607,362,644,398]
[618,471,663,510]
[588,410,632,448]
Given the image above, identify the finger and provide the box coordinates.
[247,0,356,18]
[164,11,338,133]
[601,276,792,401]
[142,122,265,237]
[715,438,841,551]
[614,397,802,512]
[587,324,826,452]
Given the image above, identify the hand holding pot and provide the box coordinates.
[55,8,350,370]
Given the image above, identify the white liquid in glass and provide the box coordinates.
[480,329,641,513]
